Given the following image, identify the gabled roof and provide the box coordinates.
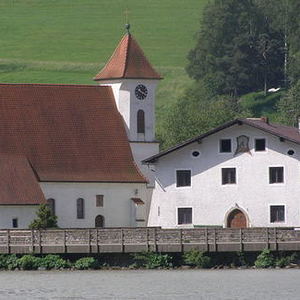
[0,154,46,205]
[0,83,146,183]
[143,118,300,163]
[94,33,162,81]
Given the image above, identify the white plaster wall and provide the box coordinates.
[148,124,300,228]
[0,206,38,229]
[40,182,148,228]
[130,142,159,187]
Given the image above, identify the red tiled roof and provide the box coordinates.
[0,154,46,205]
[0,83,146,183]
[143,118,300,163]
[94,34,162,81]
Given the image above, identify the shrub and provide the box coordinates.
[275,256,291,268]
[6,254,19,270]
[17,255,40,270]
[133,252,172,269]
[255,249,274,268]
[39,255,70,270]
[183,249,211,268]
[74,257,98,270]
[29,203,58,229]
[0,254,19,270]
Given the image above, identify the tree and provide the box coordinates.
[187,0,285,96]
[161,81,250,148]
[277,80,300,126]
[29,203,58,229]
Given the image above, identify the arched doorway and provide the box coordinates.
[95,215,105,228]
[227,209,247,228]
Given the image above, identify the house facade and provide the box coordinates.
[0,30,160,229]
[144,118,300,228]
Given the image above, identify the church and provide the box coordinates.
[2,27,300,230]
[0,27,160,229]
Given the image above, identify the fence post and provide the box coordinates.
[39,230,42,254]
[266,228,269,249]
[120,228,124,253]
[205,228,209,252]
[88,229,91,253]
[96,229,99,253]
[179,229,183,252]
[274,228,277,251]
[153,228,157,252]
[7,230,10,254]
[31,229,34,253]
[214,228,217,252]
[63,230,67,253]
[239,228,243,252]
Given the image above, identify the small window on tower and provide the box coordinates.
[137,110,145,134]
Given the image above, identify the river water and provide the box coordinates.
[0,269,299,299]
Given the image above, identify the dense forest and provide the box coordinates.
[160,0,300,149]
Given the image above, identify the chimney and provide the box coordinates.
[261,116,269,124]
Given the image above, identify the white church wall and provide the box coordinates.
[40,182,148,228]
[0,206,38,229]
[148,124,300,228]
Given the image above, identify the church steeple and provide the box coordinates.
[93,29,162,81]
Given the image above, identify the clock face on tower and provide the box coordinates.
[135,84,148,100]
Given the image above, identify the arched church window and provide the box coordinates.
[95,215,105,228]
[137,110,145,134]
[47,198,55,215]
[77,198,85,219]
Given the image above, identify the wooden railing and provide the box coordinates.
[1,228,300,254]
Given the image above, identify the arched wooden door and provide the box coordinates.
[227,209,247,228]
[95,215,105,228]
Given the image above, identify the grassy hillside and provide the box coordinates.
[0,0,209,138]
[239,90,286,122]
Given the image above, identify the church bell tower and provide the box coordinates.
[94,25,162,185]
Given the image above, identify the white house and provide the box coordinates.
[0,28,161,229]
[144,118,300,229]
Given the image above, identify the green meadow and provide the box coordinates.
[0,0,209,137]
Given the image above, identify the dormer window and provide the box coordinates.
[255,138,266,151]
[220,139,231,153]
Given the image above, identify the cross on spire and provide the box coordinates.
[124,9,130,34]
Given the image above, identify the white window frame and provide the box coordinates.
[176,206,194,227]
[269,204,286,225]
[219,138,233,154]
[175,169,192,189]
[221,166,238,186]
[269,165,285,185]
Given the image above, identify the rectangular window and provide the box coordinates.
[270,205,285,223]
[222,168,236,184]
[269,167,284,184]
[178,208,192,225]
[12,218,18,228]
[77,198,85,219]
[176,170,191,187]
[96,195,104,207]
[220,139,232,153]
[255,138,266,151]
